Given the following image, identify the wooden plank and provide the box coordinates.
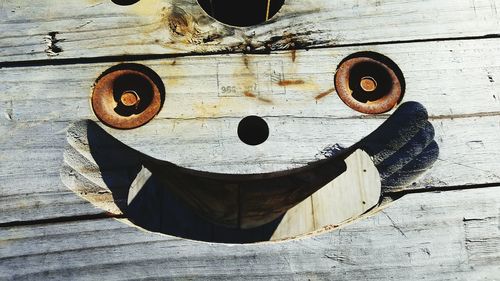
[1,186,499,280]
[1,0,499,61]
[0,114,498,224]
[0,37,499,223]
[2,38,499,124]
[271,150,381,239]
[0,39,498,177]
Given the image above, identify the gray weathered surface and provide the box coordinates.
[1,186,499,280]
[1,0,499,278]
[1,0,499,61]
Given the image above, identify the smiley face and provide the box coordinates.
[63,48,438,243]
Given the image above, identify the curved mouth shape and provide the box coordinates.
[63,102,438,243]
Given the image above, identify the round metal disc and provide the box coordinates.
[335,56,403,114]
[92,68,162,129]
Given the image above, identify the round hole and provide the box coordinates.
[238,116,269,146]
[335,52,405,114]
[197,0,285,27]
[111,0,140,6]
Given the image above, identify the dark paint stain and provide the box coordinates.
[291,50,296,62]
[171,60,177,66]
[278,79,305,86]
[314,88,336,100]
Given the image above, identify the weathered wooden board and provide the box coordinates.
[271,150,381,240]
[0,39,500,222]
[1,0,499,62]
[1,0,499,278]
[1,108,499,224]
[2,38,499,124]
[1,186,499,280]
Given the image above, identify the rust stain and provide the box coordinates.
[244,91,273,104]
[278,79,305,86]
[291,50,296,62]
[257,97,273,104]
[243,56,250,69]
[168,6,191,36]
[315,88,335,100]
[244,91,256,98]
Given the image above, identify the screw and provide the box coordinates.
[120,90,140,107]
[360,76,377,92]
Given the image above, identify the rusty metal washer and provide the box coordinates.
[335,55,404,114]
[92,68,163,129]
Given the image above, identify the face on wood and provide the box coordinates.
[64,0,439,243]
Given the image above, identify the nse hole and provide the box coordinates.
[238,116,269,146]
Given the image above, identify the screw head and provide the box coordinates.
[360,76,378,92]
[120,90,140,107]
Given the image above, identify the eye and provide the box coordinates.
[335,52,405,114]
[91,64,165,129]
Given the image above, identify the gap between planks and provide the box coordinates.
[1,182,497,228]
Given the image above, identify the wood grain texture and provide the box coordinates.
[271,150,381,240]
[0,39,498,174]
[0,34,498,241]
[1,186,499,280]
[0,0,499,277]
[1,0,499,62]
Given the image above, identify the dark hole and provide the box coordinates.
[349,61,393,103]
[113,74,153,117]
[197,0,285,27]
[238,116,269,146]
[111,0,140,6]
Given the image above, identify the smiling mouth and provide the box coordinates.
[64,101,438,232]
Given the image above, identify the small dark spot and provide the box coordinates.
[171,60,177,66]
[488,75,495,83]
[362,201,366,204]
[314,88,336,100]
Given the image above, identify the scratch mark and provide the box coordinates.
[324,253,356,265]
[4,100,13,121]
[382,210,407,238]
[75,20,93,30]
[437,158,500,179]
